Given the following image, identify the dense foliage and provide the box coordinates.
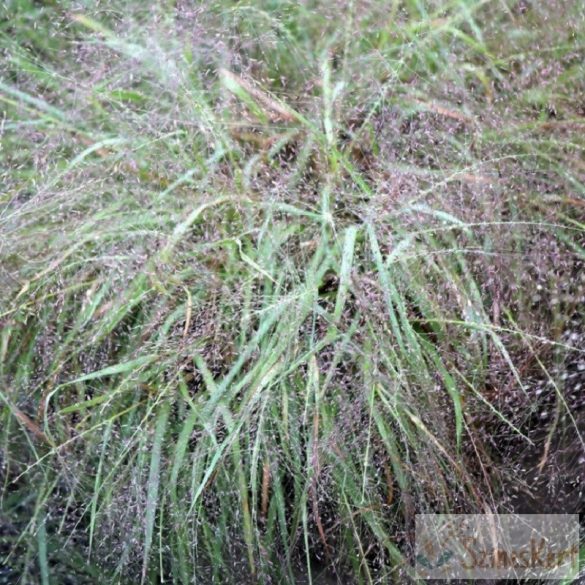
[1,1,584,583]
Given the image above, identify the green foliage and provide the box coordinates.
[1,0,584,583]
